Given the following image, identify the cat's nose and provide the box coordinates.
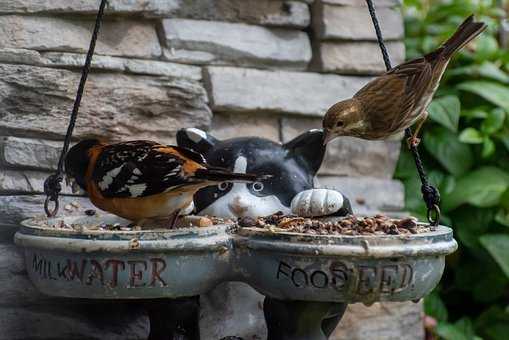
[229,196,250,216]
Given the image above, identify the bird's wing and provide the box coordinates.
[354,57,433,133]
[91,141,206,198]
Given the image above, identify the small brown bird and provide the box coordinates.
[323,15,486,147]
[65,139,266,227]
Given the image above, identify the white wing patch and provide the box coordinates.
[164,165,182,178]
[98,166,123,190]
[126,183,147,197]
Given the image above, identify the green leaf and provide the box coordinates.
[475,35,499,62]
[424,291,448,322]
[453,208,493,250]
[436,323,469,340]
[478,62,509,83]
[450,62,509,83]
[475,306,509,340]
[428,96,461,132]
[499,188,509,210]
[459,128,484,144]
[481,108,506,134]
[482,137,495,158]
[458,81,509,111]
[461,108,488,119]
[424,128,473,176]
[495,209,509,227]
[443,167,509,211]
[496,130,509,152]
[479,234,509,279]
[454,318,476,339]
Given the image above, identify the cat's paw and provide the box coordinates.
[291,189,344,217]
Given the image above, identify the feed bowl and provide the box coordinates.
[234,224,457,304]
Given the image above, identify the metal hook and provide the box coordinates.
[427,204,441,227]
[44,196,59,218]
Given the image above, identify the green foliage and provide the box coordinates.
[398,0,509,338]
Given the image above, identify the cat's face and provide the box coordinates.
[177,128,326,219]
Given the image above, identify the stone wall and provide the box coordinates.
[0,0,423,339]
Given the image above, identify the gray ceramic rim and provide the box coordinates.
[17,216,457,258]
[17,216,235,253]
[236,225,457,258]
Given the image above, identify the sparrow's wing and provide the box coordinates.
[354,57,433,133]
[91,141,206,198]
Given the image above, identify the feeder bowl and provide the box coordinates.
[15,214,457,305]
[15,214,234,299]
[235,223,457,305]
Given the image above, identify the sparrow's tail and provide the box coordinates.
[194,167,269,183]
[440,15,487,58]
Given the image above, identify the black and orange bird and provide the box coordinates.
[64,139,264,227]
[323,15,486,147]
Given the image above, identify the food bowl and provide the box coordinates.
[234,224,456,304]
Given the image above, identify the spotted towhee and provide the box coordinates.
[65,139,265,227]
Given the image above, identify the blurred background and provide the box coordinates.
[399,0,509,339]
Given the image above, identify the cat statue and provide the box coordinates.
[177,128,352,339]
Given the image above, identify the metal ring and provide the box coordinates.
[427,204,440,227]
[44,196,59,218]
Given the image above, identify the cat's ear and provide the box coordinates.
[283,129,325,175]
[176,128,218,155]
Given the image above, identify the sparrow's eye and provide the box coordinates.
[252,182,264,192]
[336,121,345,128]
[218,182,230,191]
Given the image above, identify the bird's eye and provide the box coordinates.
[336,121,345,128]
[218,182,230,191]
[252,182,264,192]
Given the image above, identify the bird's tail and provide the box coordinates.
[193,167,270,183]
[440,15,487,58]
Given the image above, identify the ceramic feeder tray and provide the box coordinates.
[15,214,457,304]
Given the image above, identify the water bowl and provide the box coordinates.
[15,213,234,299]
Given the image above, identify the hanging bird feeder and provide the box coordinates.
[14,0,457,339]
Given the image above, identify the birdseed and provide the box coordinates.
[238,212,431,235]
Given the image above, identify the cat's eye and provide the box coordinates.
[336,121,344,128]
[252,182,264,192]
[218,182,230,191]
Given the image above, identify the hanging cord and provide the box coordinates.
[365,0,441,226]
[44,0,108,217]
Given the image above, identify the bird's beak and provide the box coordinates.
[323,131,335,145]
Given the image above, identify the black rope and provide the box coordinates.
[44,0,108,217]
[365,0,441,226]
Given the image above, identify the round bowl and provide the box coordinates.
[15,214,234,299]
[234,224,457,304]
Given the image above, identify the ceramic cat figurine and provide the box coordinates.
[177,128,351,219]
[177,128,352,339]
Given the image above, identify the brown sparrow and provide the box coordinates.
[323,15,486,147]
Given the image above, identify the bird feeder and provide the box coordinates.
[16,214,456,339]
[13,0,458,339]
